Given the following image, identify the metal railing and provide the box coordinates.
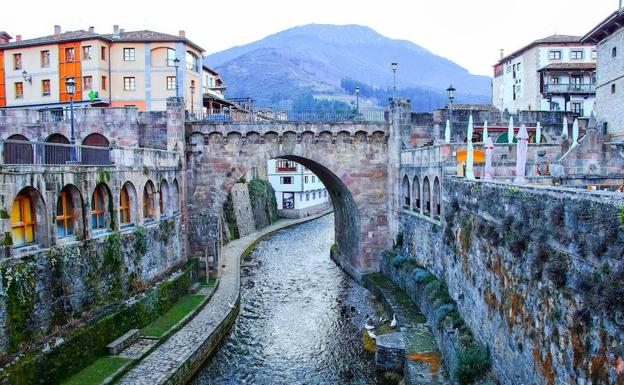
[543,83,596,94]
[188,108,388,123]
[1,140,112,166]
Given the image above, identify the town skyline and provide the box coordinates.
[2,0,617,77]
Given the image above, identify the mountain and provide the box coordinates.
[205,24,491,109]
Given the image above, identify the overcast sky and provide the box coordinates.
[3,0,618,77]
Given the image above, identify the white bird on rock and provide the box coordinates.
[367,329,377,340]
[390,314,397,329]
[365,315,375,330]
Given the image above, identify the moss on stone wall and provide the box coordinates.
[223,192,239,242]
[248,179,279,229]
[3,262,36,353]
[0,260,196,385]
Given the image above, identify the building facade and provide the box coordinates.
[267,158,329,218]
[0,25,207,112]
[582,9,624,140]
[493,35,596,116]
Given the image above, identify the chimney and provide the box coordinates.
[16,35,21,42]
[119,28,125,34]
[0,32,11,44]
[113,25,120,38]
[89,26,94,33]
[500,49,504,60]
[178,30,186,38]
[54,25,61,38]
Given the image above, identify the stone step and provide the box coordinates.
[107,329,139,355]
[187,282,201,294]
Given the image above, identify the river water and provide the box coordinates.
[189,214,383,385]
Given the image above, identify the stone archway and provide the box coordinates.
[186,121,390,278]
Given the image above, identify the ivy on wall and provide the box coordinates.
[0,261,37,353]
[223,192,239,243]
[248,179,279,229]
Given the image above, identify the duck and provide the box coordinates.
[390,314,397,328]
[365,315,375,330]
[367,329,377,340]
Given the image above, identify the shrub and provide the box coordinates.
[395,232,404,249]
[392,254,415,269]
[545,256,567,288]
[454,343,492,385]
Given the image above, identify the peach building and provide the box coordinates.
[0,25,213,112]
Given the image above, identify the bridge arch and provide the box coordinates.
[186,121,390,277]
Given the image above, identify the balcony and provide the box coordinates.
[542,83,596,94]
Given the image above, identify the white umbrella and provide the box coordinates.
[572,118,579,144]
[445,119,451,143]
[484,136,494,181]
[514,125,529,184]
[508,116,514,144]
[482,120,488,143]
[466,115,475,180]
[562,117,569,139]
[535,122,542,144]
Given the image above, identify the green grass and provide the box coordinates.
[198,277,218,286]
[61,356,130,385]
[140,295,206,337]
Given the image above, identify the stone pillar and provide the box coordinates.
[166,97,185,152]
[387,98,411,245]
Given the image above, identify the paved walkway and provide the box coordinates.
[117,212,331,385]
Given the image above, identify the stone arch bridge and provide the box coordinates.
[185,117,398,278]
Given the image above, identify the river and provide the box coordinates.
[189,214,384,385]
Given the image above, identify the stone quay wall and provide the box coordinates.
[395,176,624,385]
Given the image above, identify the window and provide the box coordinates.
[613,47,618,58]
[120,185,131,225]
[306,193,310,201]
[143,182,156,221]
[571,102,582,114]
[167,76,176,90]
[102,76,107,91]
[11,192,36,247]
[572,76,582,85]
[124,77,136,91]
[612,83,616,94]
[312,176,316,183]
[15,82,23,99]
[592,72,597,84]
[571,50,584,60]
[91,184,107,230]
[305,176,309,183]
[56,190,75,238]
[313,192,316,199]
[82,46,92,60]
[83,76,92,91]
[550,76,560,85]
[592,49,597,60]
[41,50,50,67]
[324,191,327,197]
[548,50,562,60]
[65,47,75,62]
[13,53,22,70]
[42,79,50,96]
[101,46,106,60]
[167,48,176,67]
[280,176,293,184]
[123,48,135,61]
[186,51,199,71]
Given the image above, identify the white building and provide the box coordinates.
[267,159,329,218]
[493,35,596,117]
[582,8,624,140]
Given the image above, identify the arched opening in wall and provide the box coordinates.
[45,133,71,164]
[92,183,112,231]
[10,187,47,247]
[3,134,33,164]
[423,176,431,214]
[160,179,170,218]
[495,132,518,144]
[412,176,420,212]
[56,184,84,240]
[143,180,157,222]
[120,181,138,227]
[81,133,110,165]
[528,134,547,143]
[150,47,176,67]
[172,179,180,214]
[433,177,441,218]
[401,175,410,209]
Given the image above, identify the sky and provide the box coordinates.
[2,0,618,77]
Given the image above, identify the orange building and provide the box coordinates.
[0,25,208,111]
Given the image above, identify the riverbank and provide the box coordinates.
[115,211,333,385]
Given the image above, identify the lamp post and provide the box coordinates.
[355,85,360,113]
[173,58,180,97]
[190,83,195,116]
[447,84,456,140]
[391,62,398,99]
[65,77,77,163]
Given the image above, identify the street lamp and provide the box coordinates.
[190,83,195,116]
[173,58,180,97]
[65,77,77,163]
[447,84,456,139]
[355,86,360,113]
[391,62,398,99]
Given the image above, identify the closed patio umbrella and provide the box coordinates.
[514,125,529,184]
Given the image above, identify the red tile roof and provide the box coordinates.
[496,34,591,65]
